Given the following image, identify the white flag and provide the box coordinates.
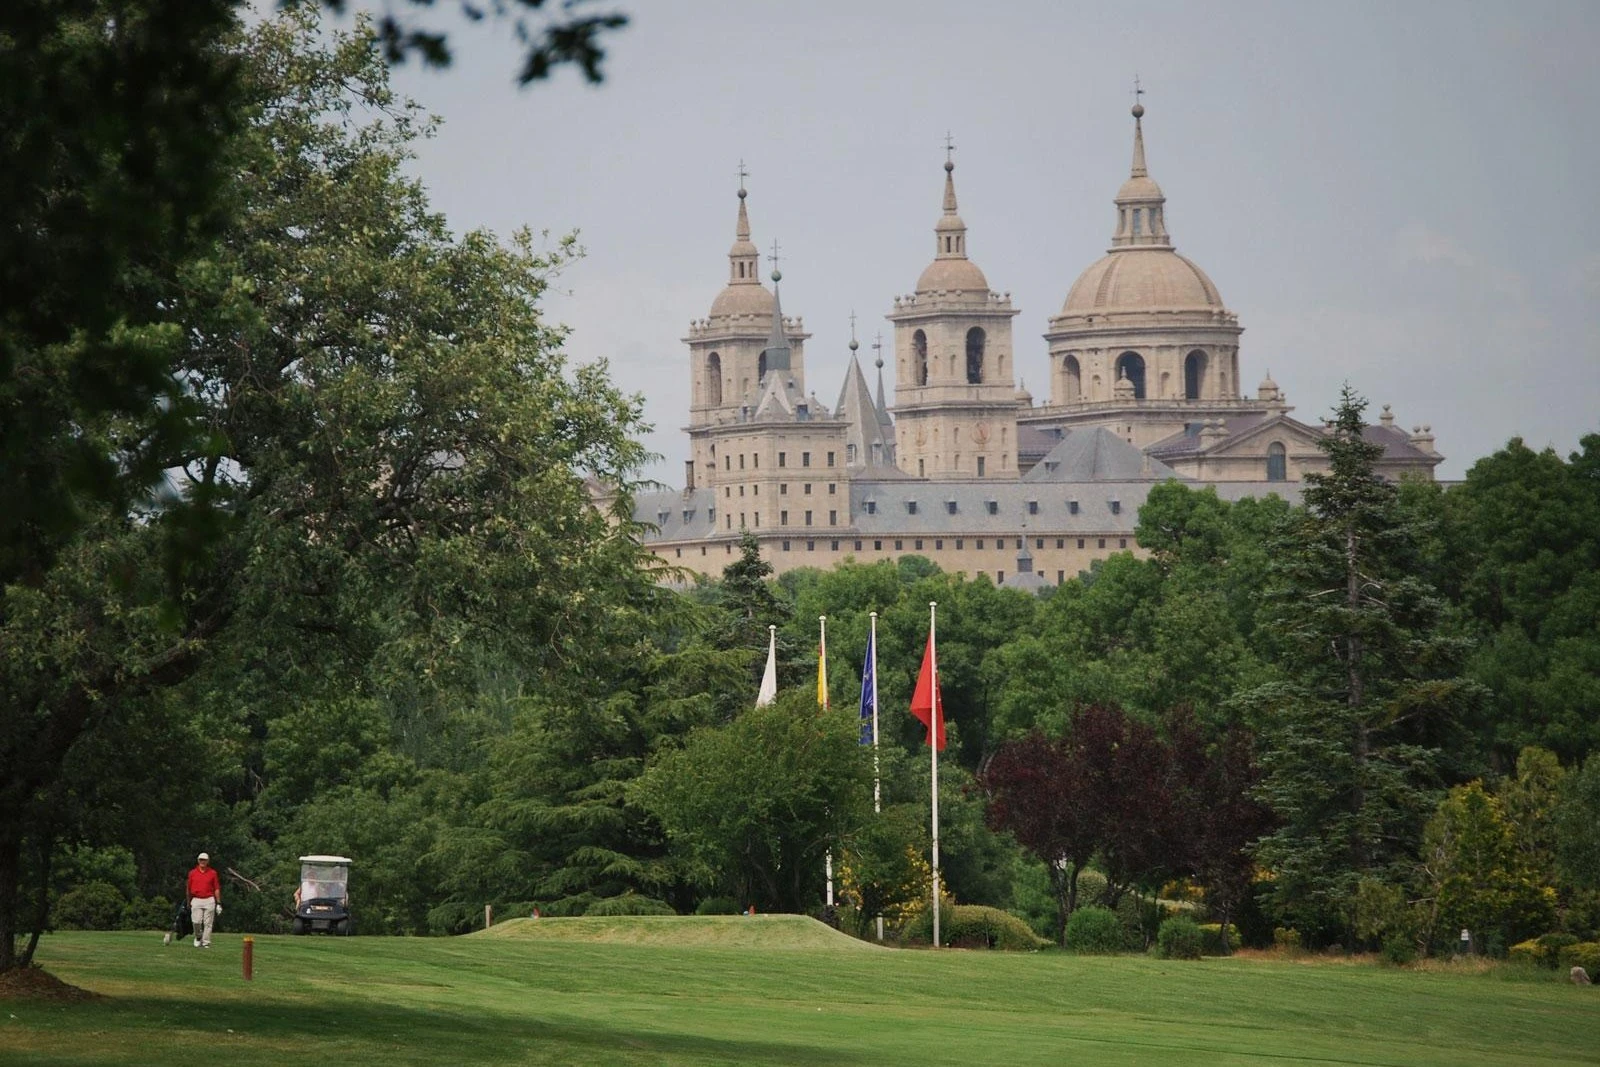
[756,626,777,707]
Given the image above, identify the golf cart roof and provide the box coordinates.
[299,855,353,865]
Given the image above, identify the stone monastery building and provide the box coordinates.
[633,105,1442,585]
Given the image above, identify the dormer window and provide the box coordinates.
[865,499,877,515]
[1110,499,1122,515]
[1069,499,1080,515]
[985,500,998,516]
[946,500,958,515]
[1027,500,1039,515]
[906,500,918,515]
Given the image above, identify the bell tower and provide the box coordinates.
[886,147,1021,479]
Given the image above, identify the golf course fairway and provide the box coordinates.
[3,917,1595,1065]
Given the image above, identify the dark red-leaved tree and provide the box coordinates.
[1186,723,1273,953]
[1079,705,1188,912]
[980,730,1094,946]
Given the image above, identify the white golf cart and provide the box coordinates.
[292,855,353,935]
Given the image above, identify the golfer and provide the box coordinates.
[186,852,222,948]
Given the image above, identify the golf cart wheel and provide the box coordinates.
[335,918,351,936]
[291,917,306,935]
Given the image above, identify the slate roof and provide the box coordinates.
[1023,427,1180,482]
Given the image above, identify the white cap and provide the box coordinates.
[198,852,210,861]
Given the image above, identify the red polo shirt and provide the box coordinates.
[187,865,220,900]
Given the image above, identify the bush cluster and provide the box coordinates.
[1157,916,1203,960]
[1557,941,1600,974]
[905,904,1047,950]
[1065,906,1127,954]
[53,881,127,931]
[585,894,676,917]
[694,897,742,916]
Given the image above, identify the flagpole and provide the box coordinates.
[870,611,883,942]
[821,614,833,910]
[929,600,941,950]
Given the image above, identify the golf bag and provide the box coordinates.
[171,899,193,939]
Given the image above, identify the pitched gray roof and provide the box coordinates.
[834,354,897,471]
[1022,427,1179,482]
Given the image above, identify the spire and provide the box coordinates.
[1110,94,1171,249]
[871,331,889,420]
[934,133,968,260]
[728,162,760,285]
[835,327,895,470]
[760,242,791,375]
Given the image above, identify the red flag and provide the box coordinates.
[910,631,946,750]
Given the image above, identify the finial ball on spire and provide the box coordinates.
[1132,102,1144,119]
[771,269,782,283]
[944,160,954,173]
[849,338,859,351]
[737,187,747,200]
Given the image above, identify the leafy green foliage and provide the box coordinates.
[52,882,126,932]
[906,904,1047,950]
[1156,915,1203,960]
[1420,782,1555,951]
[1064,906,1127,954]
[584,894,676,917]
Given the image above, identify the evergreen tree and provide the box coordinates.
[1246,386,1482,943]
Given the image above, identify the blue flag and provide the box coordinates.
[859,630,876,745]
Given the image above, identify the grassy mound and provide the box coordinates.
[476,913,882,951]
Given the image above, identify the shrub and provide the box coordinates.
[1557,941,1600,974]
[1381,935,1418,965]
[1273,927,1304,955]
[53,881,126,931]
[1538,932,1580,967]
[425,901,481,935]
[1157,916,1203,960]
[1065,906,1127,954]
[1198,923,1241,956]
[121,894,173,932]
[1509,939,1544,967]
[694,897,742,916]
[937,905,1049,951]
[584,894,676,917]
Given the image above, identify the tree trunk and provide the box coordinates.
[1050,859,1069,946]
[0,829,20,972]
[18,835,50,968]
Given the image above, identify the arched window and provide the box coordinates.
[1185,350,1207,400]
[758,351,767,381]
[706,353,723,406]
[1267,441,1287,482]
[1064,355,1081,402]
[913,330,929,386]
[966,328,986,384]
[1114,351,1146,399]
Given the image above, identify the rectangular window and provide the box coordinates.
[1111,500,1121,515]
[1056,538,1064,549]
[701,546,707,556]
[739,512,745,526]
[754,513,760,526]
[854,540,863,551]
[1057,570,1065,584]
[753,484,759,496]
[874,540,883,551]
[727,516,732,529]
[915,539,924,550]
[805,510,813,526]
[956,538,964,549]
[1069,500,1079,515]
[739,485,745,496]
[866,500,876,514]
[907,501,918,515]
[1036,538,1044,549]
[675,548,682,557]
[986,501,998,515]
[725,487,731,498]
[778,452,787,467]
[947,500,958,514]
[780,483,789,495]
[807,540,815,551]
[804,483,812,495]
[828,483,837,495]
[976,539,985,549]
[829,510,837,526]
[1077,538,1085,549]
[894,540,904,550]
[831,540,840,551]
[827,451,835,467]
[739,454,745,470]
[935,539,944,550]
[1119,538,1128,549]
[997,570,1005,583]
[725,456,731,470]
[802,452,812,467]
[1098,538,1106,549]
[1028,500,1039,515]
[753,454,759,469]
[782,540,791,551]
[977,456,986,476]
[781,510,788,524]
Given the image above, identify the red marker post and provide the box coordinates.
[242,936,254,981]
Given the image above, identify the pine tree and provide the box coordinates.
[1246,386,1482,943]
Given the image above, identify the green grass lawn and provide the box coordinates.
[4,917,1595,1065]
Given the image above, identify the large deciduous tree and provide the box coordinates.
[1,12,655,967]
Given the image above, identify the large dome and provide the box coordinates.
[916,257,989,293]
[1061,247,1223,316]
[709,281,775,319]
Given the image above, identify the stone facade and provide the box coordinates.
[634,106,1442,582]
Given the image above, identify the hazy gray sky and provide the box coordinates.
[376,0,1599,483]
